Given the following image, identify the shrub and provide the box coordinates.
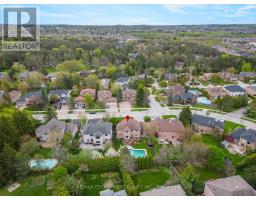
[192,181,205,194]
[143,116,151,122]
[87,157,120,172]
[52,166,68,181]
[122,172,138,196]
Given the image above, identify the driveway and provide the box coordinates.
[119,101,131,112]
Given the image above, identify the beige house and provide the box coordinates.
[206,87,227,99]
[166,85,185,96]
[122,89,136,105]
[116,118,141,144]
[204,175,256,196]
[245,86,256,96]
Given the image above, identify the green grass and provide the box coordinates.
[224,121,245,135]
[161,115,176,119]
[241,116,256,123]
[33,148,52,159]
[132,168,170,192]
[132,137,160,157]
[131,108,149,111]
[192,104,217,110]
[195,167,222,181]
[197,134,243,165]
[82,172,123,196]
[24,106,45,112]
[0,175,51,196]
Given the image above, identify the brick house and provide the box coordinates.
[206,87,228,99]
[166,85,185,96]
[192,114,224,134]
[122,89,137,105]
[116,118,141,144]
[98,90,117,108]
[245,86,256,96]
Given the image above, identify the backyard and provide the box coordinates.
[132,137,161,157]
[132,168,171,192]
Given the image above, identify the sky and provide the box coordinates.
[1,4,256,25]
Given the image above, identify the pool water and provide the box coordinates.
[129,149,147,158]
[197,97,212,105]
[29,159,58,170]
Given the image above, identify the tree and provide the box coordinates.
[119,147,136,174]
[52,166,68,181]
[159,80,167,88]
[180,164,198,195]
[65,175,84,196]
[52,147,69,164]
[243,165,256,189]
[179,106,192,127]
[208,147,225,170]
[12,109,35,136]
[0,116,19,151]
[116,87,123,102]
[106,65,117,79]
[20,138,40,156]
[44,106,57,122]
[136,83,147,107]
[241,62,252,72]
[56,60,85,72]
[245,99,256,119]
[82,74,99,89]
[15,152,30,180]
[0,144,17,187]
[83,94,93,108]
[52,184,70,196]
[27,71,45,89]
[210,74,222,85]
[154,146,171,166]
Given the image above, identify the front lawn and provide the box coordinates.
[224,120,245,135]
[0,175,51,196]
[132,168,170,192]
[161,115,176,119]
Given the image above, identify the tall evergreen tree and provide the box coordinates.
[179,106,192,127]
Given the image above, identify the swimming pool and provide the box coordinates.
[197,97,212,105]
[128,148,147,158]
[29,159,58,170]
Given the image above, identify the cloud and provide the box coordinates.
[163,5,187,15]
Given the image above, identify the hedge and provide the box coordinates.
[122,172,138,196]
[136,157,154,170]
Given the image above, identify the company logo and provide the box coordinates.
[2,7,40,51]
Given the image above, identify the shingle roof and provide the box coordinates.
[192,114,224,129]
[140,185,186,196]
[116,118,141,131]
[17,91,42,102]
[224,85,245,93]
[205,175,256,196]
[116,77,129,83]
[49,90,70,96]
[172,92,196,101]
[230,128,247,140]
[81,121,112,136]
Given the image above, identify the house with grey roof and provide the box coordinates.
[16,91,44,107]
[80,119,112,149]
[140,185,186,196]
[165,73,177,81]
[35,117,78,148]
[224,85,245,96]
[204,175,256,196]
[239,72,255,80]
[100,189,127,196]
[171,92,197,105]
[116,76,130,89]
[48,90,71,107]
[192,114,224,134]
[223,128,256,155]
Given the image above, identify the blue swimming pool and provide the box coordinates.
[29,159,58,170]
[197,97,212,105]
[129,148,147,158]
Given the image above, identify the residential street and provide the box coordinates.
[32,94,256,129]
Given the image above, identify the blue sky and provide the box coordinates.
[1,4,256,25]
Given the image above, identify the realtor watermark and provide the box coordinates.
[1,7,40,51]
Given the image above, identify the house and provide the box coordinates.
[116,118,141,144]
[166,85,185,96]
[220,72,238,82]
[80,119,112,148]
[174,61,184,71]
[35,118,78,148]
[19,71,29,81]
[80,88,96,99]
[16,91,44,107]
[203,73,215,82]
[48,90,71,107]
[165,73,177,81]
[0,72,7,79]
[8,90,21,104]
[245,86,256,96]
[140,185,186,196]
[171,93,197,105]
[224,85,245,96]
[122,89,136,105]
[46,73,57,82]
[98,90,117,108]
[192,114,224,134]
[116,77,129,89]
[206,87,228,99]
[74,96,86,109]
[223,128,256,155]
[204,175,256,196]
[100,79,110,89]
[239,72,256,80]
[100,189,127,196]
[153,119,186,145]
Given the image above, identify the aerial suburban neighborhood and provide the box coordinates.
[0,3,256,198]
